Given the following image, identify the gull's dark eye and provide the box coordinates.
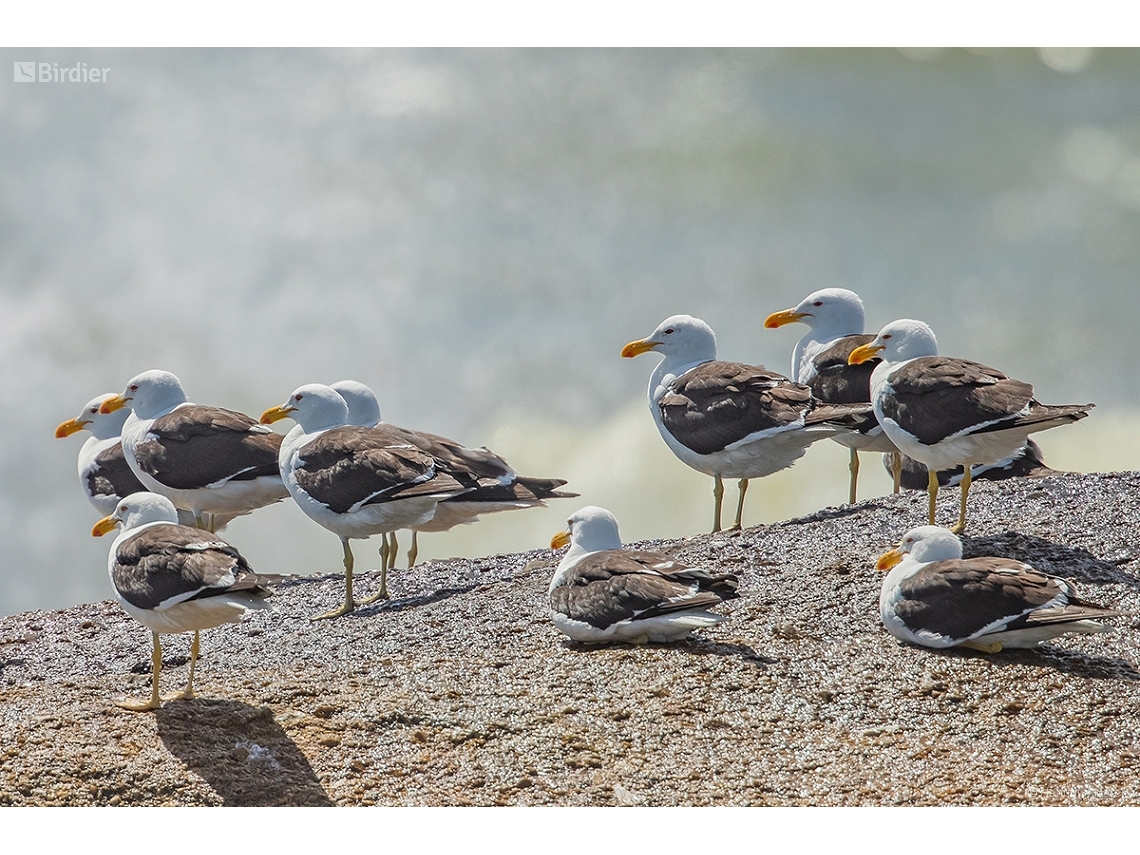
[813,301,823,307]
[90,407,98,413]
[882,334,892,340]
[294,394,303,401]
[130,384,139,391]
[664,328,674,335]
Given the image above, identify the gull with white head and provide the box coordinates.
[92,492,272,711]
[548,506,739,643]
[765,287,903,502]
[622,314,874,532]
[877,525,1120,653]
[849,319,1092,532]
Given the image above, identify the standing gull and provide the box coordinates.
[548,505,738,643]
[260,384,468,619]
[849,319,1092,532]
[877,525,1120,653]
[57,393,149,517]
[101,370,289,532]
[331,379,576,571]
[92,492,272,711]
[764,287,902,502]
[622,314,873,532]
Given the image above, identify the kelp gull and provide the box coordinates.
[93,492,272,711]
[548,505,738,643]
[877,525,1120,653]
[849,319,1092,532]
[260,384,467,620]
[764,287,902,502]
[101,370,288,532]
[622,314,874,532]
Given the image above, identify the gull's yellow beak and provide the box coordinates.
[764,309,810,329]
[876,548,904,571]
[92,516,119,537]
[621,338,661,358]
[55,417,89,439]
[99,395,130,415]
[259,404,297,425]
[550,529,571,550]
[848,342,885,366]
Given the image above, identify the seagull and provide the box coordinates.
[331,380,576,571]
[849,319,1092,533]
[877,525,1120,653]
[260,383,468,620]
[57,393,150,517]
[622,314,874,532]
[548,505,738,643]
[101,370,289,532]
[887,438,1056,491]
[764,287,902,502]
[92,492,272,711]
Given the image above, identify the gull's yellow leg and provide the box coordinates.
[194,512,208,531]
[927,469,939,525]
[890,451,902,494]
[168,631,199,701]
[951,464,972,534]
[407,530,419,568]
[711,475,724,534]
[312,539,356,620]
[359,533,393,606]
[730,478,749,531]
[379,533,390,576]
[849,449,860,505]
[961,638,1002,654]
[117,632,163,712]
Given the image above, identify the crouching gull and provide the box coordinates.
[331,380,577,571]
[548,505,738,643]
[260,384,468,620]
[886,438,1056,492]
[877,525,1120,653]
[101,370,289,532]
[92,492,273,711]
[849,319,1092,533]
[622,314,874,532]
[764,287,902,502]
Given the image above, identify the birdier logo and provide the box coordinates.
[13,61,110,83]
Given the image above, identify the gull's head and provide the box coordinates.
[849,319,938,366]
[765,288,866,335]
[101,369,187,420]
[261,383,349,432]
[57,393,128,440]
[876,525,963,570]
[92,492,179,537]
[551,505,623,553]
[621,314,717,364]
[330,380,381,428]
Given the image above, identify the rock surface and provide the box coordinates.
[2,472,1139,806]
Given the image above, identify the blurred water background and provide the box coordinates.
[3,47,1139,617]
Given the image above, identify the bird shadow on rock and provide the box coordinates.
[559,637,775,669]
[934,645,1140,681]
[962,530,1140,588]
[350,582,481,618]
[156,699,333,806]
